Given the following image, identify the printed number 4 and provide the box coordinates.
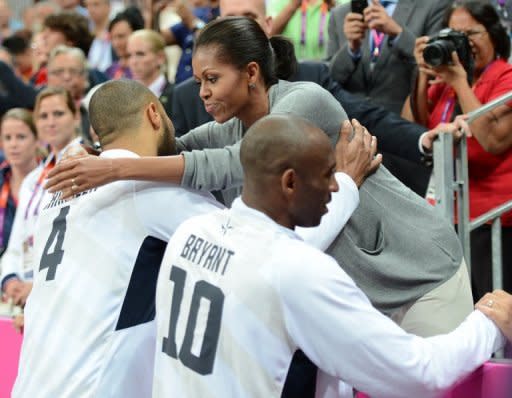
[162,265,224,375]
[39,206,70,280]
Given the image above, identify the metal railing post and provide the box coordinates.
[455,135,471,272]
[491,217,503,291]
[433,134,454,222]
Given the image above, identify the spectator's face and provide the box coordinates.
[449,7,495,72]
[219,0,272,36]
[31,32,50,68]
[85,0,110,25]
[127,36,163,86]
[110,20,133,60]
[55,0,80,11]
[0,1,11,27]
[0,118,37,169]
[43,28,70,53]
[192,45,251,124]
[35,94,77,152]
[48,53,87,101]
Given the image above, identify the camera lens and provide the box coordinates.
[423,40,455,67]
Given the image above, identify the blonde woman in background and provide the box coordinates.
[127,29,174,117]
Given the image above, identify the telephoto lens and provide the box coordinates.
[423,40,456,67]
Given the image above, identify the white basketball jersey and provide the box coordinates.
[13,149,222,398]
[153,199,505,398]
[153,205,306,398]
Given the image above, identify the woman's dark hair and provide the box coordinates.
[445,1,510,59]
[108,6,145,33]
[194,17,297,86]
[43,12,94,55]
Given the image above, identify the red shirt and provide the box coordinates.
[427,58,512,225]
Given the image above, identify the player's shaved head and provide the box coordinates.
[241,114,317,182]
[241,114,337,228]
[89,79,158,146]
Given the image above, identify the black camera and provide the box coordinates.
[423,28,474,77]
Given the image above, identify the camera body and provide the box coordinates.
[423,28,474,76]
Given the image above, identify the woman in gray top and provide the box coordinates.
[47,17,472,337]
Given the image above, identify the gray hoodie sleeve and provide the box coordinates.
[177,81,347,192]
[177,120,244,191]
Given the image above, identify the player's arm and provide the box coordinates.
[279,248,505,397]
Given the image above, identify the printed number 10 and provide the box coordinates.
[162,266,224,375]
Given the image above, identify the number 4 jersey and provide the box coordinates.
[12,149,223,398]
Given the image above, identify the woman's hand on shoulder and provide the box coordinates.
[45,156,115,199]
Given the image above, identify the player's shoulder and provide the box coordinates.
[133,181,221,210]
[276,79,328,97]
[178,207,228,231]
[166,207,228,247]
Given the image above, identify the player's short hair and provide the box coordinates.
[240,114,316,179]
[88,79,157,146]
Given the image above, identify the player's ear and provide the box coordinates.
[281,168,297,199]
[146,102,162,131]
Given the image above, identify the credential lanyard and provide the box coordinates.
[24,158,55,220]
[371,30,385,59]
[300,1,329,47]
[0,174,15,249]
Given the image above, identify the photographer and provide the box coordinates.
[406,0,512,301]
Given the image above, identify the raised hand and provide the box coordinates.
[364,0,402,37]
[344,12,366,52]
[45,156,115,199]
[335,119,382,187]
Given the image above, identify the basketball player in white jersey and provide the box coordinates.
[11,80,224,398]
[153,114,512,398]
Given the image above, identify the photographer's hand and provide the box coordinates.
[414,36,431,74]
[431,51,468,88]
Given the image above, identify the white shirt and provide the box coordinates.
[148,74,167,98]
[12,149,223,398]
[153,198,505,398]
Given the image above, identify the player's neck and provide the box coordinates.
[241,194,294,230]
[102,137,157,157]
